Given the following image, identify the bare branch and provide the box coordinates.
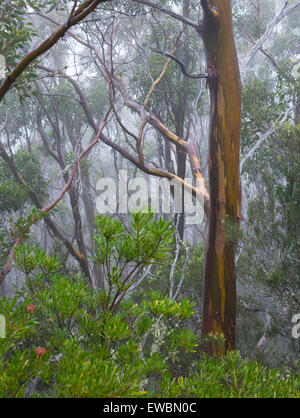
[169,218,181,299]
[151,48,208,79]
[240,108,290,172]
[251,313,272,358]
[233,13,279,70]
[241,0,300,77]
[0,139,92,282]
[36,11,210,215]
[42,104,113,212]
[131,0,198,28]
[144,45,178,106]
[172,225,191,301]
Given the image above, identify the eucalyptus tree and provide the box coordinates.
[1,0,300,354]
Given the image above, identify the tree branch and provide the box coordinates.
[241,0,300,77]
[42,104,112,212]
[0,140,91,283]
[240,108,290,172]
[36,15,210,215]
[0,0,110,101]
[151,48,208,79]
[131,0,198,28]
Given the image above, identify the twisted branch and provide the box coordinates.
[151,48,208,79]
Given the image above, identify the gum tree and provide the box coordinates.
[0,0,241,353]
[198,0,241,353]
[4,1,299,354]
[132,0,241,353]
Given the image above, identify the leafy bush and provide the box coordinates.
[0,250,196,397]
[0,214,299,398]
[1,265,299,398]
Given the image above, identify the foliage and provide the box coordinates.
[0,207,46,271]
[1,214,300,398]
[0,265,299,397]
[0,246,299,398]
[238,46,300,362]
[0,237,198,398]
[159,350,300,398]
[0,0,66,101]
[0,149,47,213]
[238,121,300,362]
[91,212,174,312]
[0,1,38,73]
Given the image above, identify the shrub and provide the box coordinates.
[0,214,299,398]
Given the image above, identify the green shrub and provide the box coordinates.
[0,214,299,398]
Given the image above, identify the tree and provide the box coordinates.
[133,0,241,353]
[198,0,241,353]
[1,0,299,354]
[0,0,249,354]
[143,0,242,353]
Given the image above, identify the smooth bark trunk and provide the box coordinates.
[200,0,241,353]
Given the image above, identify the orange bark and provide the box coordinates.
[200,0,241,353]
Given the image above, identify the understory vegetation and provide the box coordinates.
[1,214,299,397]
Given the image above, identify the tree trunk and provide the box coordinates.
[200,0,241,353]
[174,0,190,241]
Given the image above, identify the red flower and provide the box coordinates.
[26,304,36,313]
[35,347,46,357]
